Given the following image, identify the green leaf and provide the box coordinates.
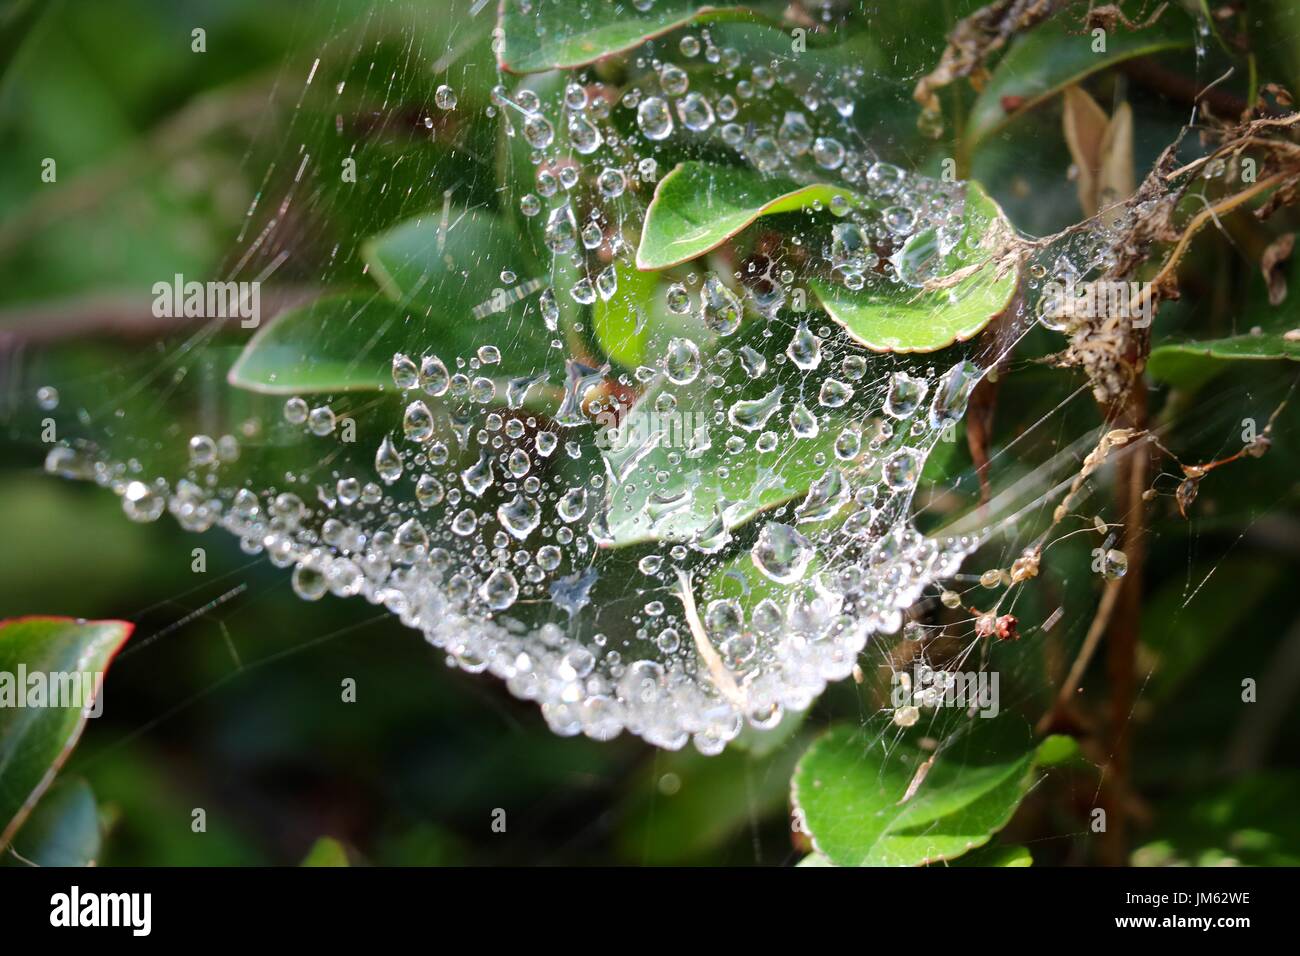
[592,260,659,369]
[363,206,536,312]
[229,294,409,393]
[946,842,1032,867]
[300,836,350,867]
[791,718,1036,867]
[230,205,559,395]
[1146,332,1300,390]
[602,376,846,548]
[3,777,101,867]
[0,617,131,850]
[636,161,859,270]
[811,182,1019,353]
[967,10,1195,149]
[592,260,711,371]
[497,1,768,74]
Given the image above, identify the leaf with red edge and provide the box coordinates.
[0,616,132,850]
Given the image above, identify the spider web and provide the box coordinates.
[13,0,1245,777]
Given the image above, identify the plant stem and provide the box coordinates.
[1099,381,1148,866]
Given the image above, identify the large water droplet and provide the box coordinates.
[751,522,813,584]
[637,96,674,140]
[664,337,701,384]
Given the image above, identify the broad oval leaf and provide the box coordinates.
[497,1,767,74]
[637,161,859,270]
[811,182,1019,353]
[229,294,413,393]
[363,206,537,311]
[791,718,1035,867]
[229,293,562,409]
[0,617,131,850]
[1146,332,1300,390]
[230,207,558,396]
[967,10,1194,149]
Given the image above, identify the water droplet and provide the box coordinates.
[882,448,920,490]
[403,400,435,441]
[729,385,783,432]
[751,522,813,583]
[480,568,519,610]
[636,96,674,140]
[700,274,742,335]
[818,378,853,408]
[419,355,450,396]
[567,112,603,153]
[498,494,541,540]
[375,435,403,483]
[789,401,819,438]
[523,112,555,149]
[544,203,578,254]
[777,111,813,156]
[1101,548,1128,580]
[885,371,928,418]
[785,321,822,370]
[676,92,715,132]
[664,337,701,384]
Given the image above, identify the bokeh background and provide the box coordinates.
[2,0,1298,866]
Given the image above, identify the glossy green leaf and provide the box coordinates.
[637,161,859,270]
[967,11,1195,149]
[3,777,101,867]
[1146,332,1300,390]
[602,376,847,548]
[592,260,710,371]
[812,182,1019,353]
[229,294,412,393]
[0,617,131,850]
[230,291,558,399]
[363,206,535,312]
[497,1,767,74]
[791,718,1035,867]
[300,836,350,866]
[231,206,556,395]
[592,260,659,369]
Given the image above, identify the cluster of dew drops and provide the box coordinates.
[39,18,1012,751]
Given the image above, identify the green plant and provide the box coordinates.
[5,0,1300,868]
